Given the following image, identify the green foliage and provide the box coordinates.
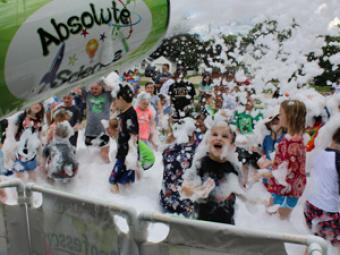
[149,19,338,86]
[150,33,206,70]
[312,34,340,86]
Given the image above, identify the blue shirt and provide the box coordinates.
[262,133,285,160]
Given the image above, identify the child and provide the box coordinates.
[61,94,82,147]
[41,121,78,182]
[160,118,197,217]
[304,126,340,247]
[100,118,119,163]
[260,100,307,219]
[200,73,213,96]
[145,82,162,122]
[233,96,263,135]
[12,103,44,180]
[14,103,44,141]
[181,121,245,225]
[168,69,196,121]
[46,107,72,144]
[84,81,112,147]
[12,126,41,180]
[135,92,156,147]
[257,108,285,169]
[109,84,139,193]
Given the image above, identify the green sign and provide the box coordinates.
[0,0,169,117]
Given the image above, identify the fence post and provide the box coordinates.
[306,236,328,255]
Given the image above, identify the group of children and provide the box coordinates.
[0,65,338,248]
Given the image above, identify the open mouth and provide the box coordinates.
[213,144,223,150]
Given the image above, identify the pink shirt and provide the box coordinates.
[135,106,153,141]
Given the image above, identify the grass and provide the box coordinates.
[310,84,332,94]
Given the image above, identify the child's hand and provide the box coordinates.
[181,185,193,197]
[195,178,215,199]
[151,141,158,151]
[254,169,272,182]
[73,124,81,131]
[253,173,262,182]
[257,157,272,169]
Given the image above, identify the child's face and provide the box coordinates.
[139,99,149,110]
[90,84,103,96]
[145,84,154,94]
[195,116,206,133]
[205,95,212,104]
[279,107,288,128]
[245,98,254,111]
[209,126,233,162]
[30,103,42,115]
[203,76,211,82]
[269,116,281,132]
[63,95,73,107]
[227,74,234,81]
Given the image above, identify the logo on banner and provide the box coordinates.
[5,0,152,98]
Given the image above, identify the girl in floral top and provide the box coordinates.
[258,100,307,219]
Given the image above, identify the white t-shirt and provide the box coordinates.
[308,149,340,213]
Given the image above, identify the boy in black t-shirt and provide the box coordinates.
[168,69,196,121]
[109,84,139,193]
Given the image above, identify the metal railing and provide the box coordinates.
[0,182,329,255]
[138,212,328,255]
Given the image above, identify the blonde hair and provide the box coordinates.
[210,121,236,144]
[281,100,306,135]
[53,108,71,123]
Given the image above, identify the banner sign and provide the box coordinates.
[30,193,124,255]
[0,0,169,117]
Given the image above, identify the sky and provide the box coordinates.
[169,0,340,36]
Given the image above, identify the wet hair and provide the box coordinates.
[53,108,72,122]
[15,103,44,140]
[117,84,134,103]
[281,100,306,135]
[94,80,105,88]
[145,82,154,88]
[272,89,280,98]
[137,92,151,104]
[201,73,213,85]
[332,127,340,144]
[210,121,236,144]
[27,103,44,121]
[174,67,187,78]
